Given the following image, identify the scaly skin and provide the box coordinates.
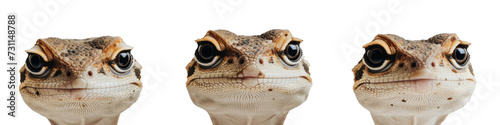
[20,37,142,125]
[186,30,312,125]
[352,34,475,125]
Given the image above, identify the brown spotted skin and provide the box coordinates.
[186,30,312,125]
[20,36,142,125]
[352,33,475,125]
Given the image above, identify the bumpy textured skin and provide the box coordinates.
[20,37,142,125]
[186,30,312,125]
[352,34,475,125]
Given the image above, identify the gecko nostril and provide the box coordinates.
[88,71,93,76]
[66,71,71,77]
[259,59,264,64]
[431,62,436,67]
[411,62,417,68]
[239,58,245,64]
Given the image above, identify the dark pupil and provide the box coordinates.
[454,47,466,61]
[200,44,214,59]
[118,52,130,67]
[30,54,43,68]
[287,44,299,58]
[368,48,385,64]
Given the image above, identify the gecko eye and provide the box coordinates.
[285,43,301,61]
[111,51,134,73]
[26,53,51,77]
[366,47,386,67]
[116,51,133,70]
[195,41,222,68]
[198,43,215,61]
[280,42,302,66]
[449,45,469,69]
[363,45,394,72]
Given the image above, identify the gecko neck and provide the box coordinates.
[370,113,448,125]
[48,115,119,125]
[208,112,288,125]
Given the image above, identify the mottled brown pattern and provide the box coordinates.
[38,37,117,76]
[233,36,270,56]
[260,29,287,40]
[428,33,455,44]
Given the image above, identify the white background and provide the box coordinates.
[1,0,500,124]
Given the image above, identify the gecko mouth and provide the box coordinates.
[192,76,309,80]
[355,79,434,90]
[21,83,140,100]
[354,78,475,93]
[20,82,141,90]
[21,82,140,99]
[187,76,311,86]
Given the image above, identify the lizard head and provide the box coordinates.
[352,33,475,116]
[19,36,142,120]
[186,29,312,115]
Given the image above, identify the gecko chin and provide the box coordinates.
[354,79,475,115]
[187,77,311,114]
[20,85,141,118]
